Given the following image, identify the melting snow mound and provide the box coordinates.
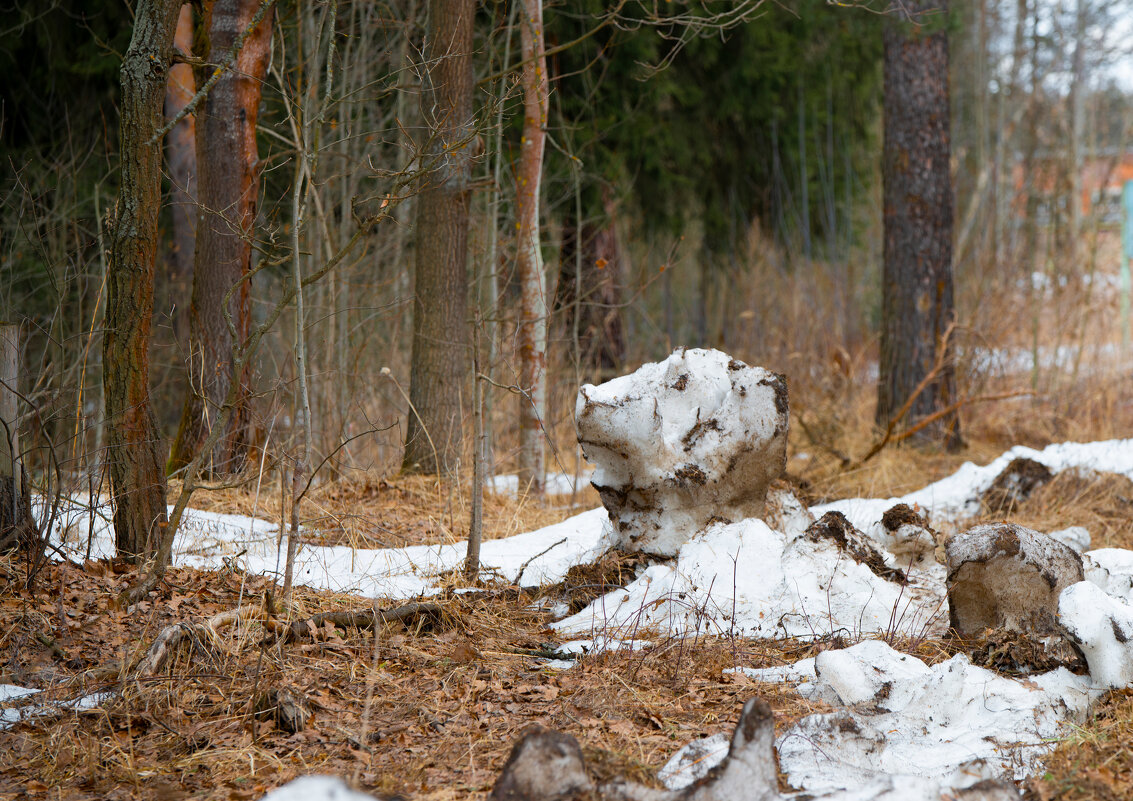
[712,639,1098,797]
[576,348,788,556]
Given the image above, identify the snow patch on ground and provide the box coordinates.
[488,471,593,497]
[815,438,1133,533]
[0,689,111,731]
[554,517,946,641]
[259,776,378,801]
[44,501,609,599]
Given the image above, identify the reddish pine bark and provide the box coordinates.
[515,0,549,494]
[876,0,962,448]
[168,0,274,476]
[402,0,475,475]
[104,0,182,561]
[164,4,197,347]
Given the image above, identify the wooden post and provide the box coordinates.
[0,323,34,552]
[0,324,20,504]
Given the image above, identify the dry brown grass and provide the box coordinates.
[1030,690,1133,801]
[0,554,834,801]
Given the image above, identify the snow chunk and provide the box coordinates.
[259,776,379,801]
[1082,548,1133,603]
[657,731,730,790]
[1059,581,1133,689]
[814,639,931,709]
[1050,526,1091,554]
[576,348,787,556]
[945,523,1083,639]
[775,640,1096,793]
[867,504,939,570]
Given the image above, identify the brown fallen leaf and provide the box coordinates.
[452,642,480,664]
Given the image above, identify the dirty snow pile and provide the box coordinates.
[659,638,1100,796]
[575,347,788,556]
[561,348,946,644]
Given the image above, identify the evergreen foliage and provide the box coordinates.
[546,0,883,257]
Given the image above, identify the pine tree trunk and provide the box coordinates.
[515,0,548,495]
[402,0,475,476]
[105,0,181,562]
[555,203,625,379]
[164,4,197,348]
[876,0,962,448]
[168,0,274,476]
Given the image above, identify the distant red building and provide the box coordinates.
[1014,149,1133,226]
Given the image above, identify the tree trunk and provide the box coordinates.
[104,0,181,562]
[164,4,197,348]
[0,325,36,554]
[876,0,962,449]
[515,0,549,495]
[168,0,274,477]
[402,0,475,476]
[555,202,625,380]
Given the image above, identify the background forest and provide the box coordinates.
[1,0,1130,512]
[5,1,1133,800]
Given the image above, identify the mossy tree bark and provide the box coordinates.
[104,0,181,562]
[168,0,274,477]
[402,0,475,476]
[876,0,962,449]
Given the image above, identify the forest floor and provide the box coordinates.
[3,424,1133,800]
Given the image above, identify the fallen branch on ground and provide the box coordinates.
[271,601,442,645]
[854,390,1029,469]
[135,606,260,678]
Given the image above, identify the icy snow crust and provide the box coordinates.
[27,436,1133,800]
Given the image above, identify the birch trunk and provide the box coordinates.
[515,0,548,496]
